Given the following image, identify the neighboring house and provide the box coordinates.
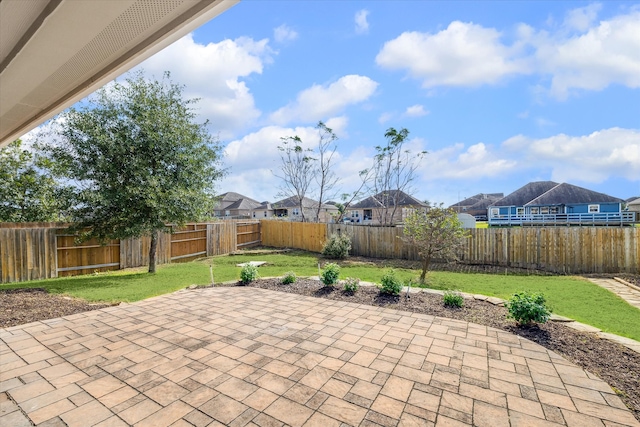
[349,190,429,225]
[251,202,275,219]
[213,192,261,218]
[627,197,640,220]
[271,196,339,222]
[450,193,504,220]
[488,181,633,226]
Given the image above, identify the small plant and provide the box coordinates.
[343,277,360,292]
[380,269,403,295]
[322,233,352,259]
[240,264,259,284]
[281,271,297,285]
[443,290,464,308]
[506,291,551,325]
[320,263,341,287]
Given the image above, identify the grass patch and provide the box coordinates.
[3,249,639,341]
[0,263,212,303]
[421,273,640,341]
[476,221,489,228]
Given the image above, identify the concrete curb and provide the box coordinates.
[614,276,640,292]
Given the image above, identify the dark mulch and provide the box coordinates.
[0,288,110,328]
[241,278,640,420]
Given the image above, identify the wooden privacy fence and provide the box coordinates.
[261,220,327,253]
[0,221,256,283]
[262,221,640,274]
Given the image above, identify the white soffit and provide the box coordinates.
[0,0,238,146]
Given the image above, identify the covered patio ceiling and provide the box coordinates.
[0,0,238,147]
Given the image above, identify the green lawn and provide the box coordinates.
[3,250,639,341]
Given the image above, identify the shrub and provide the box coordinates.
[322,233,352,259]
[240,264,259,284]
[320,263,341,287]
[343,277,360,292]
[443,290,464,308]
[506,291,551,325]
[380,269,403,295]
[281,271,297,285]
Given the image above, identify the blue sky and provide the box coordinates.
[71,2,640,205]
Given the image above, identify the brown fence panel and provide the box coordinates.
[120,232,171,269]
[261,220,327,253]
[207,222,237,256]
[56,233,120,277]
[0,228,57,283]
[461,227,640,274]
[170,224,208,262]
[236,222,261,249]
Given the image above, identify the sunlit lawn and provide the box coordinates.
[3,250,639,341]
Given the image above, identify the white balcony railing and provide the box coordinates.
[489,211,637,226]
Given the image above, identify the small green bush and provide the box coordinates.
[443,290,464,308]
[281,271,297,285]
[322,233,352,259]
[380,269,403,295]
[343,277,360,292]
[506,291,551,325]
[240,264,259,284]
[320,263,341,287]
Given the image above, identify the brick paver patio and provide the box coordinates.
[1,287,638,426]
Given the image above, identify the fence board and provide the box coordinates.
[236,222,260,248]
[208,222,237,256]
[261,220,326,253]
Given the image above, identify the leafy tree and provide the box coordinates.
[368,127,426,225]
[0,139,63,222]
[401,205,468,284]
[39,71,225,273]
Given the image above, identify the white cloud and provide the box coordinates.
[503,128,640,182]
[404,104,430,118]
[533,11,640,99]
[270,75,378,125]
[375,8,640,99]
[274,24,298,43]
[563,3,602,32]
[378,112,393,124]
[355,10,370,34]
[376,21,525,88]
[137,34,272,138]
[424,142,518,180]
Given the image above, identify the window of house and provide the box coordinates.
[490,208,499,218]
[264,211,267,217]
[550,207,559,214]
[589,205,599,213]
[530,207,539,215]
[541,207,549,214]
[516,208,524,216]
[252,212,256,218]
[225,210,230,216]
[293,208,299,216]
[364,209,372,220]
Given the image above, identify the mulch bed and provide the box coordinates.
[1,279,638,421]
[240,278,640,421]
[0,288,110,328]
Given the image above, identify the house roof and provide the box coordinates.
[351,190,428,209]
[525,183,622,206]
[491,181,559,207]
[626,197,640,206]
[225,198,262,211]
[272,196,338,211]
[215,192,260,210]
[492,181,622,207]
[450,193,503,208]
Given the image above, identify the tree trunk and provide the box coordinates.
[148,230,158,273]
[419,256,431,284]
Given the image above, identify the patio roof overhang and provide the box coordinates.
[0,0,238,147]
